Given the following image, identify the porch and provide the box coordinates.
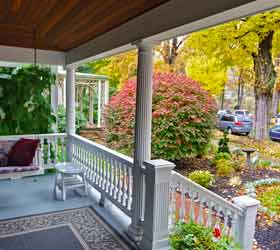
[0,132,259,250]
[0,1,279,250]
[0,164,137,250]
[0,134,135,250]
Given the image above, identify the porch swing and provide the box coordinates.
[0,29,49,180]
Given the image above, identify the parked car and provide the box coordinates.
[275,113,280,126]
[217,109,231,118]
[234,109,253,119]
[217,114,253,135]
[269,125,280,141]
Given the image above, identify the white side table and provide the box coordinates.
[54,162,88,201]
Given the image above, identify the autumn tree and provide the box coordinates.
[184,10,280,139]
[271,31,280,116]
[237,11,280,139]
[81,39,188,91]
[155,37,187,72]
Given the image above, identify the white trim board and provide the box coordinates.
[0,45,65,65]
[66,0,280,66]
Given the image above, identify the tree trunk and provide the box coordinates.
[236,77,244,109]
[237,80,241,108]
[220,86,225,110]
[240,83,244,107]
[160,38,184,71]
[255,95,270,139]
[253,31,276,140]
[272,86,280,117]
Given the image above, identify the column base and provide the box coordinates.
[127,222,143,243]
[140,237,170,250]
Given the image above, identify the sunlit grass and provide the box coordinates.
[256,184,280,214]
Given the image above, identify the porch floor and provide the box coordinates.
[0,173,135,250]
[0,173,93,220]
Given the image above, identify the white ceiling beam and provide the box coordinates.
[66,0,280,66]
[0,45,65,65]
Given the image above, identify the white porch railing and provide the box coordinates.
[0,133,67,168]
[140,160,259,250]
[68,134,133,217]
[169,171,243,236]
[169,171,259,250]
[0,133,259,250]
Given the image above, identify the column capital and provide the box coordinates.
[65,64,77,70]
[133,40,155,50]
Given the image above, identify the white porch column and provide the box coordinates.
[51,84,59,132]
[104,80,109,105]
[63,77,66,108]
[128,41,153,241]
[97,80,102,127]
[50,66,59,132]
[101,79,109,126]
[66,66,76,160]
[89,86,94,124]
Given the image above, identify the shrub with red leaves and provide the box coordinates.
[105,72,217,160]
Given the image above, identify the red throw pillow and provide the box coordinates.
[8,138,40,166]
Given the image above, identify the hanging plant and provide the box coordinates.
[0,65,55,135]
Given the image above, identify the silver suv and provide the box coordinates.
[217,114,252,135]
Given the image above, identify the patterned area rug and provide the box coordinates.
[0,207,130,250]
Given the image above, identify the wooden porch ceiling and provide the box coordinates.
[0,0,169,51]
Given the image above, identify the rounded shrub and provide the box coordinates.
[188,170,214,188]
[105,73,217,160]
[216,159,235,177]
[213,152,231,164]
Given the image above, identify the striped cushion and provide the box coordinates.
[0,165,39,174]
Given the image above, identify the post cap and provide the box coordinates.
[233,195,260,208]
[144,159,175,170]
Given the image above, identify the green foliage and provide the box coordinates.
[188,170,215,188]
[169,221,240,250]
[213,152,231,163]
[257,184,280,214]
[255,159,272,169]
[56,105,87,133]
[218,132,230,154]
[81,51,137,96]
[216,159,235,177]
[105,73,217,160]
[205,143,218,156]
[0,65,55,135]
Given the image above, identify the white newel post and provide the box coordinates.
[141,160,174,250]
[233,196,260,250]
[66,66,76,161]
[128,41,154,241]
